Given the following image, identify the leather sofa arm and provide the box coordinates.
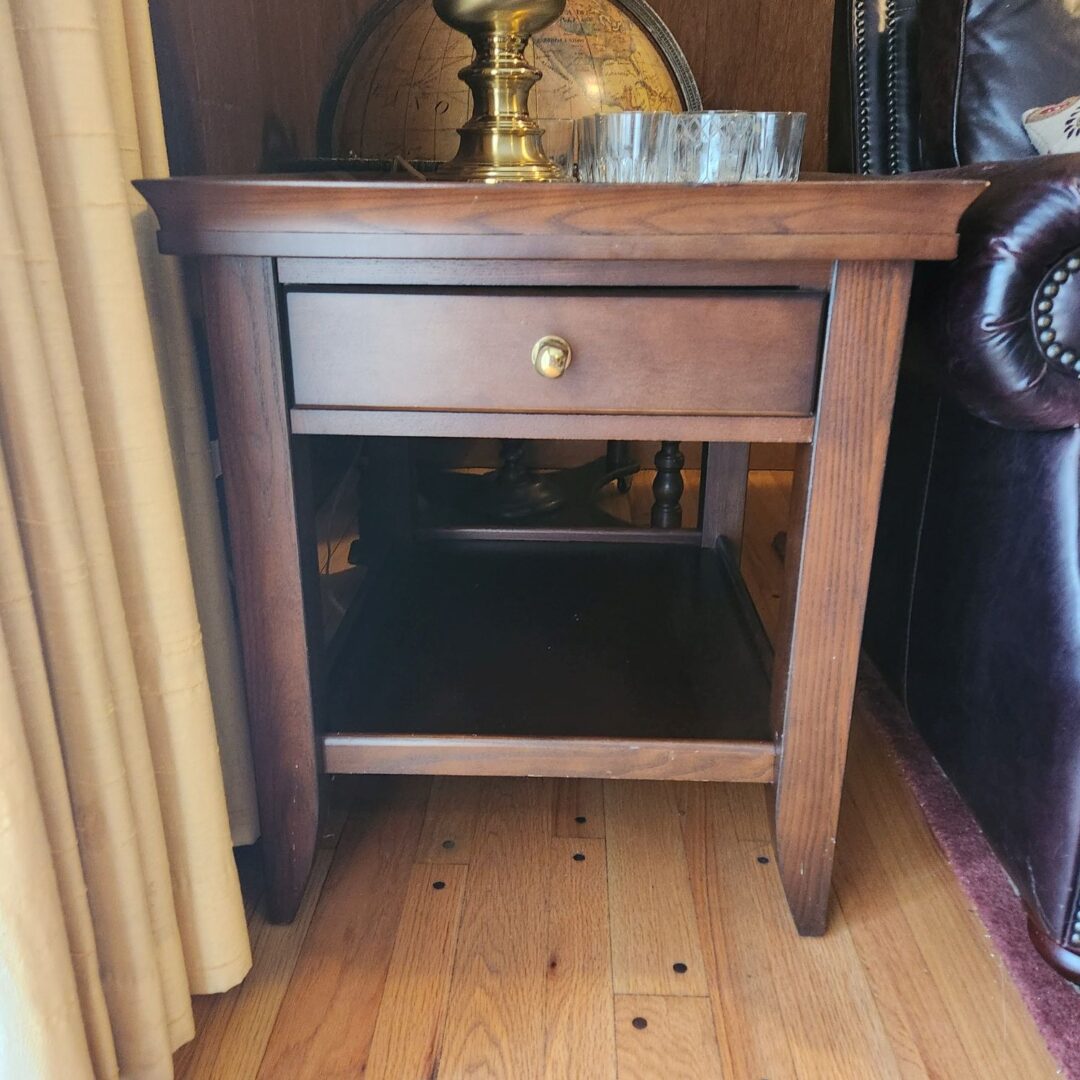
[907,153,1080,431]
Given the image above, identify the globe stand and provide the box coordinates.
[418,442,640,526]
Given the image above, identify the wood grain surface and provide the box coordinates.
[256,778,429,1078]
[836,714,1057,1077]
[290,406,816,444]
[178,175,985,1066]
[364,863,468,1080]
[199,256,318,923]
[173,475,1059,1080]
[605,782,709,997]
[770,260,914,936]
[613,995,725,1080]
[543,838,617,1080]
[323,734,777,784]
[689,782,904,1079]
[414,526,704,546]
[553,779,606,840]
[438,779,552,1078]
[693,0,836,173]
[414,776,485,865]
[136,176,983,262]
[700,442,749,556]
[324,542,774,746]
[287,288,823,417]
[275,256,835,289]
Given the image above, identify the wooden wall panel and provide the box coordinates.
[149,0,376,174]
[651,0,836,173]
[149,0,835,176]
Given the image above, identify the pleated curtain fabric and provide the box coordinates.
[0,0,255,1076]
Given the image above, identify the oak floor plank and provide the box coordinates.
[415,775,485,864]
[181,847,335,1080]
[174,470,1060,1080]
[553,778,606,839]
[673,783,740,1080]
[613,995,724,1080]
[841,715,1057,1080]
[834,762,968,1080]
[173,785,353,1079]
[317,775,358,849]
[715,779,772,845]
[438,778,553,1079]
[681,783,799,1080]
[605,781,709,997]
[256,777,430,1079]
[172,996,215,1079]
[543,837,617,1080]
[696,783,906,1080]
[743,471,1056,1079]
[365,863,468,1080]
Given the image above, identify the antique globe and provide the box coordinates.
[325,0,698,165]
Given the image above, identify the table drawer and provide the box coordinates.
[287,289,824,417]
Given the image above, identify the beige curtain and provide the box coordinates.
[0,0,255,1075]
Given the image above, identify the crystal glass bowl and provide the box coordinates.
[576,112,675,183]
[535,117,577,179]
[742,112,807,182]
[670,111,755,183]
[574,109,806,184]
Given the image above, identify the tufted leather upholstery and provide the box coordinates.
[919,0,1080,167]
[835,0,1080,978]
[921,155,1080,429]
[833,0,1080,173]
[829,0,920,174]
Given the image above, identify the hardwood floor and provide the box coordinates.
[175,471,1060,1079]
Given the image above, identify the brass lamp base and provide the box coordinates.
[438,138,563,184]
[433,0,566,183]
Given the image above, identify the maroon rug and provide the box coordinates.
[857,661,1080,1077]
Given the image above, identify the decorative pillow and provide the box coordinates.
[1023,95,1080,155]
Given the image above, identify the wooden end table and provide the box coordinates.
[139,176,981,932]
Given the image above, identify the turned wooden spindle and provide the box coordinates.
[498,439,529,487]
[607,439,634,494]
[651,441,685,529]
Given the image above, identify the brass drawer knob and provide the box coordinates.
[532,335,572,379]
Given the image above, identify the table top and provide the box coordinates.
[137,174,985,263]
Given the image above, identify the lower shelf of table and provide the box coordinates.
[322,539,777,784]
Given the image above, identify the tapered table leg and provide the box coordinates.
[771,260,913,935]
[200,257,319,924]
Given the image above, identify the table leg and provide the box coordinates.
[200,257,319,924]
[651,441,685,528]
[771,261,913,935]
[607,439,634,494]
[700,442,749,557]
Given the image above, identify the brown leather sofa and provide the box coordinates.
[831,0,1080,979]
